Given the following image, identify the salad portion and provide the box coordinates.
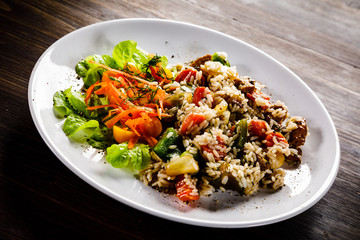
[53,40,308,203]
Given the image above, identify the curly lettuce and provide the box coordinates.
[53,40,171,169]
[106,143,150,170]
[112,40,150,69]
[53,90,73,118]
[62,113,112,149]
[75,54,118,88]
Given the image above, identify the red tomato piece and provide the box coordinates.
[175,175,200,202]
[179,114,206,135]
[175,69,205,85]
[192,87,207,106]
[246,91,270,110]
[265,132,288,147]
[201,136,227,161]
[248,119,268,138]
[175,69,196,82]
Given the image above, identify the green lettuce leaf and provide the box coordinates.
[62,113,100,143]
[106,143,150,170]
[112,40,151,70]
[63,88,88,115]
[53,90,73,118]
[88,124,113,149]
[75,54,118,88]
[61,112,112,149]
[63,87,100,119]
[158,55,168,67]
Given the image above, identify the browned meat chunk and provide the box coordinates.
[189,54,212,70]
[265,104,288,125]
[225,96,243,108]
[240,85,256,94]
[258,156,270,171]
[288,119,308,148]
[286,148,302,166]
[233,77,256,93]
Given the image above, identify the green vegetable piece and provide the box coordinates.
[212,52,230,67]
[62,113,100,143]
[180,84,196,93]
[155,55,168,68]
[106,143,150,170]
[180,149,200,161]
[87,124,113,149]
[153,127,181,160]
[63,88,98,119]
[166,148,182,160]
[76,54,117,88]
[53,90,73,118]
[112,40,151,70]
[75,61,88,78]
[235,119,248,150]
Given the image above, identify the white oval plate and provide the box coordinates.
[28,19,340,228]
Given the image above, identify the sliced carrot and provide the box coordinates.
[88,60,158,86]
[86,104,119,110]
[102,108,123,122]
[128,136,140,149]
[144,136,158,147]
[152,88,168,111]
[83,59,175,149]
[84,81,99,106]
[104,106,147,129]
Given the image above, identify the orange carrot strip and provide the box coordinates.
[147,112,171,117]
[88,60,158,86]
[84,81,99,106]
[128,136,140,149]
[143,103,159,118]
[124,78,137,99]
[107,81,128,107]
[86,104,119,110]
[104,106,145,129]
[94,82,109,95]
[125,119,142,136]
[144,136,158,147]
[102,107,123,122]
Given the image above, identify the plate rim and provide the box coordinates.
[28,18,341,228]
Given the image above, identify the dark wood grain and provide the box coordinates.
[1,0,359,239]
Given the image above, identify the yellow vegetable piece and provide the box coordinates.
[271,152,285,169]
[150,150,163,162]
[165,155,199,176]
[214,101,228,114]
[183,92,193,104]
[222,110,231,124]
[123,62,140,75]
[163,67,173,79]
[113,125,137,144]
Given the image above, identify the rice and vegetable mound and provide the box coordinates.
[53,40,308,203]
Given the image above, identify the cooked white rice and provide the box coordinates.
[139,55,307,201]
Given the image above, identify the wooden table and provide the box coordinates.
[1,0,359,239]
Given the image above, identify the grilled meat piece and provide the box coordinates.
[189,54,212,70]
[288,119,308,148]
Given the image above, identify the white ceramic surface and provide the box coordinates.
[28,18,340,228]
